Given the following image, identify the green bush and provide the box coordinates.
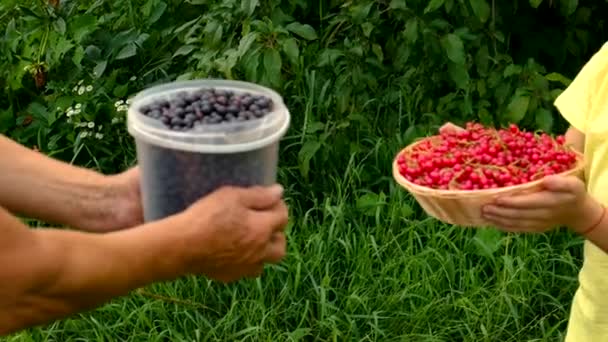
[1,0,606,173]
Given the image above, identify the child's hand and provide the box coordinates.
[439,122,466,135]
[482,175,602,233]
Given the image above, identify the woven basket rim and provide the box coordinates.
[392,136,585,198]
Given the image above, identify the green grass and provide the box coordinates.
[0,67,587,342]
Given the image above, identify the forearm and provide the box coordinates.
[0,135,119,230]
[565,125,585,153]
[0,208,186,335]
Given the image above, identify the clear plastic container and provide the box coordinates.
[127,79,291,222]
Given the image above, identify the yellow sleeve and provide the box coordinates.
[554,42,608,133]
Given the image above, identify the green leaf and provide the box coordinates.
[70,14,97,42]
[0,106,13,131]
[560,0,578,16]
[351,3,374,24]
[27,102,48,121]
[403,18,418,43]
[113,84,130,98]
[238,32,259,57]
[116,43,137,60]
[241,0,260,16]
[473,228,503,258]
[286,22,318,40]
[282,38,299,66]
[93,60,107,78]
[149,1,167,25]
[469,0,491,23]
[441,33,466,65]
[529,0,543,8]
[401,204,414,218]
[424,0,445,13]
[506,90,531,123]
[372,43,384,62]
[448,62,470,90]
[263,48,282,87]
[475,45,489,76]
[535,108,554,132]
[298,140,321,179]
[173,45,195,57]
[389,0,407,9]
[545,72,572,86]
[243,52,260,81]
[53,18,66,35]
[361,22,374,37]
[356,192,386,217]
[503,64,522,77]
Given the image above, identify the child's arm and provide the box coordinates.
[565,126,585,154]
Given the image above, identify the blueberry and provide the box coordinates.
[202,104,212,114]
[228,105,239,114]
[137,141,279,222]
[139,88,274,131]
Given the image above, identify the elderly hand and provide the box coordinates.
[176,184,288,282]
[92,167,143,233]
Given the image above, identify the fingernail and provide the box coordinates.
[269,184,284,197]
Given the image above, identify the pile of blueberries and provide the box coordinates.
[139,88,274,131]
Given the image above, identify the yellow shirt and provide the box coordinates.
[554,41,608,341]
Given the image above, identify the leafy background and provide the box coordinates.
[1,0,607,341]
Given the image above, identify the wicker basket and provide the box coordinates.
[392,138,586,227]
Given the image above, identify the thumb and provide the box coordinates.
[238,184,284,210]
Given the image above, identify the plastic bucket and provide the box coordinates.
[127,79,291,222]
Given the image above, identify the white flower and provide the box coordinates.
[126,98,132,105]
[118,105,128,112]
[56,107,61,111]
[67,106,74,112]
[87,122,95,128]
[75,103,82,109]
[98,125,103,130]
[73,86,78,92]
[79,131,88,138]
[86,85,93,92]
[78,86,85,95]
[130,76,137,81]
[115,100,124,107]
[74,109,81,114]
[67,110,75,117]
[78,79,84,85]
[95,133,104,139]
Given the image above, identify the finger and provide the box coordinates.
[494,191,574,209]
[484,215,539,233]
[542,175,582,193]
[238,184,284,210]
[263,232,287,263]
[484,214,548,233]
[439,122,465,134]
[248,201,289,237]
[482,205,553,221]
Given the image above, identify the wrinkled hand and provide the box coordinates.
[178,184,288,283]
[482,175,602,233]
[102,167,143,232]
